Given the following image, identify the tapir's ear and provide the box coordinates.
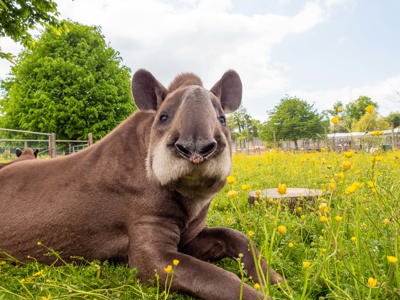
[132,69,168,112]
[15,148,22,157]
[34,149,39,157]
[210,70,242,113]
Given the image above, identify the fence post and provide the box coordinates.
[88,133,93,146]
[49,133,56,158]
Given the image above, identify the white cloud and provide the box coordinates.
[289,74,400,116]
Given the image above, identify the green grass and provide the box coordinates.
[1,150,400,299]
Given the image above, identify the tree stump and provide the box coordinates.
[248,188,323,211]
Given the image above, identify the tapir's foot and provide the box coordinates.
[270,269,284,285]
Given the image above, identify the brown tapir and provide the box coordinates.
[0,69,282,299]
[0,147,39,170]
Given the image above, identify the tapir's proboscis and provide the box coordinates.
[0,70,283,299]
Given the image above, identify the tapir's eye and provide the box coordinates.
[159,114,169,122]
[218,116,226,126]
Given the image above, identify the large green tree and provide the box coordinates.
[0,0,59,60]
[386,112,400,128]
[345,96,378,123]
[264,97,325,149]
[0,20,134,140]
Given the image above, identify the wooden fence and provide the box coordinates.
[0,128,93,158]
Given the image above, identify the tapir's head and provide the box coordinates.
[132,69,241,197]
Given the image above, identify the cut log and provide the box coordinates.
[248,188,323,210]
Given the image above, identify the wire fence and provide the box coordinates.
[232,128,400,154]
[0,128,93,160]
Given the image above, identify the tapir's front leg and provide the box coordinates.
[180,227,283,285]
[129,221,264,300]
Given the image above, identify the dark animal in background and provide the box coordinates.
[0,147,39,170]
[0,69,282,300]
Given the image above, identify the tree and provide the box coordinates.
[345,96,378,123]
[227,106,258,148]
[0,20,134,140]
[264,97,325,149]
[386,112,400,128]
[353,111,390,132]
[0,0,59,61]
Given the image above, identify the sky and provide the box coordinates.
[1,0,400,121]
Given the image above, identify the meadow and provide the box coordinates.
[0,149,399,299]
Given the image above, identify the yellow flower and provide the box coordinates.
[277,225,287,235]
[331,116,339,124]
[164,265,173,273]
[329,181,337,191]
[301,214,306,220]
[335,215,343,222]
[255,190,261,196]
[227,190,238,199]
[336,172,344,179]
[342,161,351,171]
[254,283,260,290]
[354,169,361,175]
[387,256,398,263]
[320,216,329,223]
[367,277,377,288]
[302,261,311,268]
[247,230,254,237]
[278,183,287,195]
[337,107,343,113]
[319,203,329,214]
[288,242,294,248]
[226,175,236,184]
[383,218,390,225]
[173,259,180,266]
[351,236,357,242]
[37,241,42,246]
[241,184,250,191]
[367,181,374,188]
[344,151,354,158]
[41,295,51,300]
[365,105,374,113]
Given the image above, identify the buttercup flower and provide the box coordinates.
[241,184,250,191]
[365,105,374,113]
[335,215,343,222]
[226,175,236,184]
[367,277,377,288]
[164,265,173,273]
[277,225,287,235]
[320,216,328,223]
[278,183,287,195]
[331,116,339,124]
[302,261,311,268]
[387,256,398,263]
[173,259,180,266]
[227,190,238,199]
[342,161,351,171]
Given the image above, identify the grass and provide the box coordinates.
[1,149,399,299]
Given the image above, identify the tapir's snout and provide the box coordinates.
[174,138,218,164]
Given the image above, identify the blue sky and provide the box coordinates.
[1,0,399,120]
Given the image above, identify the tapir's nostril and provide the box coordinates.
[198,141,217,158]
[175,142,193,159]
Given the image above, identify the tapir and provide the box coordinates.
[0,147,39,170]
[0,69,282,299]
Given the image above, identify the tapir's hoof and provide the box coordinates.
[270,270,284,285]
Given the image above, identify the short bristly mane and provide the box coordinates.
[168,73,203,92]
